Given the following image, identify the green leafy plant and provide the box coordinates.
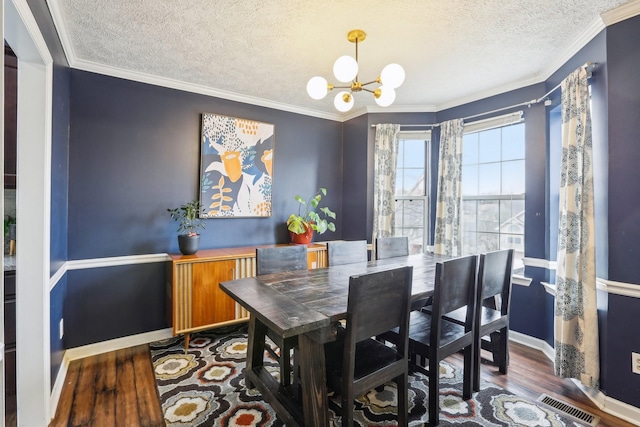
[167,200,206,236]
[287,187,336,235]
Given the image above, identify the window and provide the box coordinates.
[461,118,525,269]
[395,131,431,254]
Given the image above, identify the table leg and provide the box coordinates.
[298,332,329,426]
[246,315,267,390]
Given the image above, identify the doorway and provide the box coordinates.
[3,0,54,424]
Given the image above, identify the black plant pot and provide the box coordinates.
[178,234,200,255]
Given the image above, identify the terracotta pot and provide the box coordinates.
[289,224,314,244]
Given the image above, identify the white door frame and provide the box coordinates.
[3,0,53,425]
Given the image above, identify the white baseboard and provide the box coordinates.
[510,330,555,361]
[50,356,68,421]
[510,330,640,426]
[64,327,173,361]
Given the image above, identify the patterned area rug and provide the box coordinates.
[149,324,584,426]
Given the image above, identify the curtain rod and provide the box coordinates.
[370,61,596,129]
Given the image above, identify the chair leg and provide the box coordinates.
[473,329,481,392]
[462,345,473,400]
[397,373,408,427]
[428,355,440,426]
[497,328,509,374]
[342,387,355,427]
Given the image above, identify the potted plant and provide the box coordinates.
[167,199,206,255]
[287,187,336,244]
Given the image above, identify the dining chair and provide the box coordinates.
[255,245,308,388]
[379,255,478,426]
[375,236,409,260]
[471,249,514,390]
[422,249,514,391]
[327,240,368,266]
[376,236,428,311]
[324,266,413,427]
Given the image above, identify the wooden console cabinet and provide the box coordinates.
[167,243,327,348]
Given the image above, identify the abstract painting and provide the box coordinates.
[199,113,274,218]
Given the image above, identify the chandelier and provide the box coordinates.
[306,29,405,112]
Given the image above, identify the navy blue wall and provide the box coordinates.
[342,115,368,241]
[65,70,343,346]
[601,15,640,407]
[49,64,70,387]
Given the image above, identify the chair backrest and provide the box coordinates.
[327,240,368,266]
[375,236,409,260]
[255,245,308,275]
[431,255,478,333]
[345,265,413,357]
[478,249,514,315]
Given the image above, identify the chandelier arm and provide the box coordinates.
[332,84,351,89]
[362,88,376,94]
[360,79,379,87]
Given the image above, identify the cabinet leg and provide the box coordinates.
[184,333,191,353]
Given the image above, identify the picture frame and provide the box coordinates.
[199,113,274,218]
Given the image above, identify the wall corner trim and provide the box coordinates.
[541,281,557,296]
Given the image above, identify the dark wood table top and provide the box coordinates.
[220,252,451,340]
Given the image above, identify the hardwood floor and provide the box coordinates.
[48,340,635,427]
[49,345,164,427]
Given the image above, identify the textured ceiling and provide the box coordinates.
[49,0,633,119]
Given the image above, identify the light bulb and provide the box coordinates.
[380,63,405,89]
[375,86,396,107]
[333,55,358,83]
[307,76,329,100]
[334,91,354,112]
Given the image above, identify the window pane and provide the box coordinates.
[462,165,478,196]
[478,128,501,163]
[502,124,525,160]
[403,139,425,168]
[478,163,501,195]
[462,231,476,255]
[477,232,500,252]
[477,200,499,232]
[402,199,424,228]
[501,160,525,194]
[463,200,477,232]
[462,133,478,164]
[401,169,425,196]
[500,233,524,252]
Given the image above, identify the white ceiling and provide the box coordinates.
[48,0,638,120]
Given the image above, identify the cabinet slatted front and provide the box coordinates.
[168,243,328,345]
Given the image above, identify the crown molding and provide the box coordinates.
[435,74,544,112]
[47,0,640,123]
[73,58,344,121]
[539,16,606,83]
[601,0,640,26]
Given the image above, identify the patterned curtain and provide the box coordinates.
[554,66,599,388]
[433,119,464,256]
[372,124,400,258]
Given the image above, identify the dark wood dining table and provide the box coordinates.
[220,251,451,426]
